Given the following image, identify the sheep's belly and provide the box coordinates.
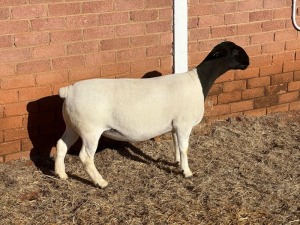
[102,127,171,142]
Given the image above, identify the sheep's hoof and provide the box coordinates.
[57,172,68,180]
[183,171,193,178]
[96,180,108,189]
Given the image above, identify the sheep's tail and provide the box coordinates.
[58,86,69,99]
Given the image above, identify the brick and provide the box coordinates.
[102,63,130,76]
[0,0,26,6]
[260,63,282,76]
[251,54,272,67]
[254,95,278,108]
[131,34,160,47]
[160,32,173,45]
[271,72,294,85]
[205,104,231,117]
[32,44,66,59]
[243,45,261,57]
[199,14,224,27]
[69,66,100,81]
[278,92,299,104]
[130,10,158,22]
[146,21,171,33]
[68,41,98,55]
[114,0,144,11]
[230,100,254,113]
[247,76,270,89]
[48,3,80,16]
[0,7,9,20]
[273,8,291,19]
[11,5,47,19]
[31,18,66,31]
[211,25,236,38]
[262,42,285,53]
[295,71,300,81]
[5,150,31,162]
[1,74,35,89]
[17,60,51,74]
[82,0,112,13]
[0,90,18,104]
[130,58,160,73]
[288,81,300,92]
[244,108,267,117]
[99,12,129,25]
[84,27,115,40]
[36,70,68,85]
[208,83,223,96]
[225,12,249,25]
[52,55,84,70]
[285,39,300,50]
[242,87,265,100]
[30,0,64,3]
[0,63,15,77]
[262,20,285,32]
[0,140,20,155]
[238,0,263,11]
[85,52,115,66]
[14,32,49,47]
[158,8,172,20]
[4,102,34,117]
[263,0,286,9]
[283,60,300,72]
[275,30,298,41]
[19,86,52,102]
[51,29,82,44]
[238,22,262,35]
[146,44,172,57]
[0,35,12,48]
[116,48,146,62]
[223,80,247,92]
[188,17,199,29]
[0,117,23,133]
[249,10,272,22]
[272,52,295,64]
[189,28,211,41]
[267,104,289,114]
[290,101,300,111]
[215,71,235,83]
[235,67,260,80]
[0,20,29,35]
[116,24,145,37]
[100,38,130,51]
[145,0,172,8]
[266,83,287,95]
[67,15,98,28]
[4,127,29,141]
[218,91,241,104]
[250,32,274,44]
[0,48,31,63]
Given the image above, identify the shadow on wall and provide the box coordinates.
[26,71,163,175]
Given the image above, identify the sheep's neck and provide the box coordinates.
[196,59,229,99]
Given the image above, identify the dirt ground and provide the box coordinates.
[0,112,299,225]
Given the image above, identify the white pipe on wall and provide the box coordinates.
[292,0,300,31]
[173,0,188,73]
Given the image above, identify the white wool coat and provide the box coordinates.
[59,69,204,142]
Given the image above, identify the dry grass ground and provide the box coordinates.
[0,112,299,224]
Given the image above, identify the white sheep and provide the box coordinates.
[55,41,249,188]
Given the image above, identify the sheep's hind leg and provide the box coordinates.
[79,133,108,188]
[172,130,180,164]
[55,127,79,180]
[176,128,193,178]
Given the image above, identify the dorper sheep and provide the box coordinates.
[55,41,249,188]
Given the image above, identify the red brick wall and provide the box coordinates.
[0,0,299,162]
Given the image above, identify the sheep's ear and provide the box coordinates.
[204,48,228,61]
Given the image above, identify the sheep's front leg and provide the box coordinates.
[176,128,193,178]
[172,130,180,164]
[79,134,108,188]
